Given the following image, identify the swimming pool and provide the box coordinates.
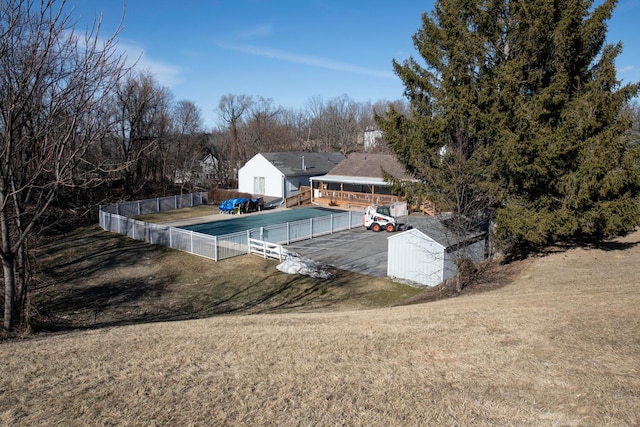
[180,207,346,236]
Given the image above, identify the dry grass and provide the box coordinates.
[134,204,217,223]
[1,230,639,425]
[30,225,420,330]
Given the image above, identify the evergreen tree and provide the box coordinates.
[376,0,494,223]
[490,0,640,251]
[377,0,640,255]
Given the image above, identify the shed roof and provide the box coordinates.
[261,152,344,177]
[391,215,487,250]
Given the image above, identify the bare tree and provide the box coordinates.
[217,94,253,168]
[170,100,206,193]
[280,107,311,150]
[306,94,364,154]
[110,72,169,195]
[0,0,126,331]
[149,86,173,191]
[243,96,297,154]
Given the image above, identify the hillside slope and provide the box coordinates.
[1,229,639,426]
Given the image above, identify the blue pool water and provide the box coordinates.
[180,207,345,236]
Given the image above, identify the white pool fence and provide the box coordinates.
[99,193,364,262]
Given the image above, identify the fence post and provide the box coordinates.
[260,226,264,240]
[310,218,313,239]
[190,230,194,253]
[247,230,251,254]
[175,195,178,210]
[287,223,290,245]
[213,236,218,261]
[330,215,334,234]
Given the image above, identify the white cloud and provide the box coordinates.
[117,40,184,87]
[619,65,639,73]
[238,24,274,40]
[216,41,395,79]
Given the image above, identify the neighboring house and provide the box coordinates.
[238,151,345,199]
[200,150,219,181]
[309,153,416,209]
[363,128,383,151]
[387,216,487,287]
[174,147,219,186]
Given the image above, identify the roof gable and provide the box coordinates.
[261,151,344,176]
[388,227,446,249]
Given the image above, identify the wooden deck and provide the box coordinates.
[312,189,400,210]
[284,185,436,216]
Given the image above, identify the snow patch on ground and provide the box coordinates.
[276,251,335,280]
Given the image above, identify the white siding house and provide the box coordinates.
[174,148,219,186]
[387,217,487,287]
[363,128,383,151]
[238,152,344,199]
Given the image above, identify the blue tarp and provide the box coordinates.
[219,198,249,213]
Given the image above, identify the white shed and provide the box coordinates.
[387,216,487,287]
[238,152,344,199]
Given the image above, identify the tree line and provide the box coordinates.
[93,79,399,194]
[212,93,398,188]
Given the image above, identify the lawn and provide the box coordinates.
[29,224,422,330]
[1,223,638,425]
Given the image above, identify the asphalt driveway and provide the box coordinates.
[285,227,392,277]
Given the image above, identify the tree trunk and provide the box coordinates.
[1,198,15,330]
[0,183,15,330]
[2,255,16,331]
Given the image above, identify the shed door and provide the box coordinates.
[254,176,265,194]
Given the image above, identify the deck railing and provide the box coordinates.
[284,186,312,208]
[315,189,400,207]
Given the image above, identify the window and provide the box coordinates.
[254,176,265,194]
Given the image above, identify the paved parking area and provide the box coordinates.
[285,227,393,277]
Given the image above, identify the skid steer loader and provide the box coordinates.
[363,205,398,232]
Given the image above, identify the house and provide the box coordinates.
[200,149,219,181]
[387,216,487,287]
[238,151,344,199]
[309,153,416,209]
[174,147,219,186]
[363,128,383,151]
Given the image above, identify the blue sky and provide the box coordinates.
[69,0,640,130]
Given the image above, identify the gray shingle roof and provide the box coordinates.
[262,152,345,176]
[327,153,414,180]
[399,215,487,249]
